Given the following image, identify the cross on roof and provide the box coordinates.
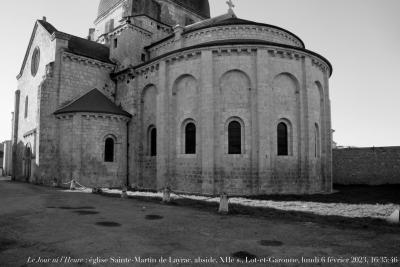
[226,0,235,10]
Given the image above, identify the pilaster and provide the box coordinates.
[256,49,272,193]
[301,57,312,192]
[12,90,20,180]
[200,50,214,194]
[71,115,82,180]
[156,61,168,190]
[323,72,333,192]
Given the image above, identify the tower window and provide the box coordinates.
[105,19,114,33]
[185,122,196,154]
[24,96,28,119]
[315,123,320,158]
[141,53,146,62]
[149,127,157,156]
[113,38,118,48]
[277,122,289,156]
[228,121,241,154]
[104,138,115,162]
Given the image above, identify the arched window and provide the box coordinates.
[104,138,115,162]
[228,121,242,154]
[185,123,196,154]
[277,122,289,156]
[149,127,157,156]
[315,123,320,158]
[24,96,28,118]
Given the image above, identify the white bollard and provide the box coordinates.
[121,186,128,199]
[162,188,171,203]
[70,180,76,190]
[386,209,399,224]
[218,193,229,214]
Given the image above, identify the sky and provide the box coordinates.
[0,0,399,147]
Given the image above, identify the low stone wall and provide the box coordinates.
[333,147,400,185]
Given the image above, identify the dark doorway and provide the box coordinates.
[24,145,32,181]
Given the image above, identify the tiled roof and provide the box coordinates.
[172,0,210,18]
[39,20,112,64]
[64,34,112,64]
[54,89,132,117]
[184,16,305,48]
[97,0,124,20]
[38,20,57,34]
[140,39,332,77]
[18,19,113,79]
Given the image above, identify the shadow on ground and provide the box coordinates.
[247,184,400,205]
[99,186,400,234]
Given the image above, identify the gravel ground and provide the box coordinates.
[1,181,400,267]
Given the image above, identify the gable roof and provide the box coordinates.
[146,13,305,50]
[97,0,124,21]
[62,33,112,64]
[17,20,56,79]
[184,12,235,32]
[54,89,132,117]
[184,16,305,48]
[17,19,113,79]
[38,19,57,34]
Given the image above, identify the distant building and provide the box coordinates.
[11,0,333,195]
[0,142,3,175]
[333,147,400,185]
[2,141,12,176]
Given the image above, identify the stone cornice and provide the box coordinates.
[23,128,37,138]
[107,23,152,39]
[55,113,130,122]
[148,25,303,58]
[81,113,131,122]
[62,51,115,70]
[147,21,305,53]
[267,48,330,75]
[112,41,332,80]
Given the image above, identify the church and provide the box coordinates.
[12,0,333,195]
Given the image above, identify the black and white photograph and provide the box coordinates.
[0,0,399,266]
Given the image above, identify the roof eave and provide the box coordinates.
[124,39,333,77]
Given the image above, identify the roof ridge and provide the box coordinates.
[184,12,235,31]
[56,88,98,111]
[37,19,58,34]
[54,89,132,117]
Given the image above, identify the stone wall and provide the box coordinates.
[116,43,331,195]
[36,42,115,185]
[0,143,3,169]
[94,0,204,43]
[57,113,128,187]
[333,147,400,185]
[14,19,117,185]
[148,25,304,58]
[109,24,152,68]
[2,141,12,176]
[14,22,57,181]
